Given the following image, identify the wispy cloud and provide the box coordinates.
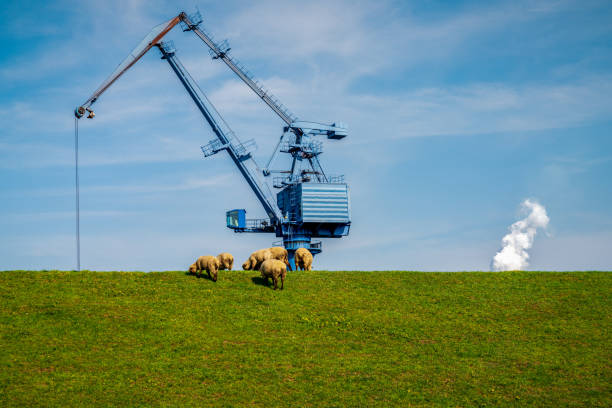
[344,75,612,139]
[200,72,612,143]
[2,210,132,222]
[83,175,232,194]
[0,174,233,198]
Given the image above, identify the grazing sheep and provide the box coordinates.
[217,252,234,270]
[242,248,272,270]
[189,255,220,281]
[259,259,287,290]
[295,247,313,271]
[268,246,292,271]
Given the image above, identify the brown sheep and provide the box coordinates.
[217,252,234,270]
[189,255,220,281]
[259,259,287,290]
[242,248,272,270]
[268,246,292,271]
[295,247,313,271]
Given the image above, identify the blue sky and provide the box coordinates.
[1,0,611,271]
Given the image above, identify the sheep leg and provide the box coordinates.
[273,276,278,290]
[280,273,284,290]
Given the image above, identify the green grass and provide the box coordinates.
[0,271,610,407]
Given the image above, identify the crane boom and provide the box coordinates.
[157,43,281,222]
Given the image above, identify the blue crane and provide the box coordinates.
[75,11,351,268]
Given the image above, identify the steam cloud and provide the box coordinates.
[491,199,549,271]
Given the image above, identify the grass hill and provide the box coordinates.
[0,270,610,407]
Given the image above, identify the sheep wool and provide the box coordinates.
[259,259,287,290]
[295,247,313,271]
[242,249,272,270]
[189,255,220,281]
[217,252,234,270]
[267,246,292,270]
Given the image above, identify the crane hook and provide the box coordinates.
[75,106,85,119]
[74,106,95,119]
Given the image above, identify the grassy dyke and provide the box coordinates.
[0,271,610,407]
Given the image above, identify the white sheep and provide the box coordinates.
[259,259,287,290]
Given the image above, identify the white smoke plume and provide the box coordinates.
[491,199,549,271]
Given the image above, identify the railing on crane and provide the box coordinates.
[273,174,345,188]
[179,11,299,126]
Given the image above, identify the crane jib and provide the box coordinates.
[76,15,182,116]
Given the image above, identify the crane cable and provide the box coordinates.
[74,117,81,271]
